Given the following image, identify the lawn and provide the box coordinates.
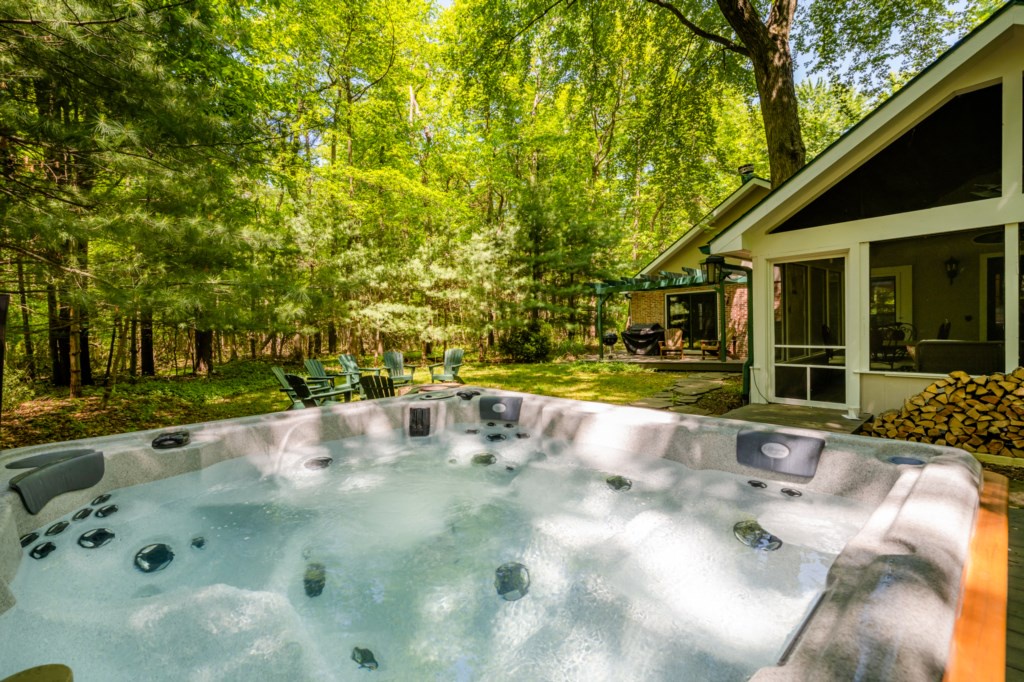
[0,359,682,450]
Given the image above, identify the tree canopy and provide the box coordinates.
[0,0,998,390]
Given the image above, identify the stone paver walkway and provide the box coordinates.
[630,372,739,415]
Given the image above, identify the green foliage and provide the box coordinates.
[498,323,553,363]
[2,366,34,414]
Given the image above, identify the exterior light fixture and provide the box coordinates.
[944,256,960,285]
[738,164,755,184]
[701,255,725,284]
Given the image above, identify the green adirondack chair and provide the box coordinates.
[428,348,464,383]
[359,375,396,400]
[337,354,383,398]
[284,373,353,408]
[382,350,415,386]
[305,358,359,394]
[271,366,351,409]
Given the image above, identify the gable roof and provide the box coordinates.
[638,177,770,275]
[710,0,1024,255]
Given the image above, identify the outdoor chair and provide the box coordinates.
[658,329,684,359]
[383,350,415,386]
[271,367,351,409]
[304,358,360,394]
[428,348,464,383]
[338,353,383,398]
[360,375,396,400]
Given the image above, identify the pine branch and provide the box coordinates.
[0,0,196,27]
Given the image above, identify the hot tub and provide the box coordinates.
[0,388,1001,680]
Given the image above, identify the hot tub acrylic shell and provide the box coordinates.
[0,388,992,681]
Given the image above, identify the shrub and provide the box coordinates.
[499,323,553,363]
[2,365,34,413]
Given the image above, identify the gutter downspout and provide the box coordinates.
[732,265,753,402]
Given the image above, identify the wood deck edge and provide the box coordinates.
[943,470,1009,682]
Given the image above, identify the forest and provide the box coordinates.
[0,0,998,399]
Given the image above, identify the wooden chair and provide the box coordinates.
[700,339,720,359]
[658,329,684,359]
[360,375,396,400]
[272,367,351,409]
[304,358,360,394]
[428,348,464,383]
[383,350,415,386]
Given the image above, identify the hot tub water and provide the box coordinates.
[0,425,874,681]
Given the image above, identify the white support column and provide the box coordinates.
[1004,70,1023,197]
[845,243,870,419]
[1006,223,1020,371]
[750,253,772,404]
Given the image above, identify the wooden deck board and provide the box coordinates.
[1009,507,1024,680]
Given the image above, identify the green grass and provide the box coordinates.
[456,361,679,405]
[0,359,679,449]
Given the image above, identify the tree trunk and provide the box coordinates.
[101,315,130,408]
[69,307,82,398]
[140,308,155,376]
[648,0,805,184]
[715,0,804,185]
[50,286,70,387]
[129,316,138,376]
[16,260,36,379]
[327,322,337,354]
[194,328,214,376]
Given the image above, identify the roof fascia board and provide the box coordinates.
[708,2,1024,254]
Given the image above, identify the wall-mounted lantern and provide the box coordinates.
[701,255,725,284]
[944,256,960,285]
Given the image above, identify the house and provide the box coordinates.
[592,174,770,362]
[707,0,1024,415]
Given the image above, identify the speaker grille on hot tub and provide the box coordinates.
[736,429,824,478]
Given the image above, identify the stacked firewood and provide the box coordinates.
[863,368,1024,457]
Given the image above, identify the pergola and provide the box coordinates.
[590,256,754,398]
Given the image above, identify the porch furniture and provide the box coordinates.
[304,358,360,394]
[659,329,684,359]
[621,322,664,356]
[338,353,383,398]
[877,322,916,369]
[914,339,1004,375]
[360,375,396,399]
[700,338,719,359]
[272,367,352,409]
[428,348,464,383]
[383,350,416,386]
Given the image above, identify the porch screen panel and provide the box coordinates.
[773,259,846,406]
